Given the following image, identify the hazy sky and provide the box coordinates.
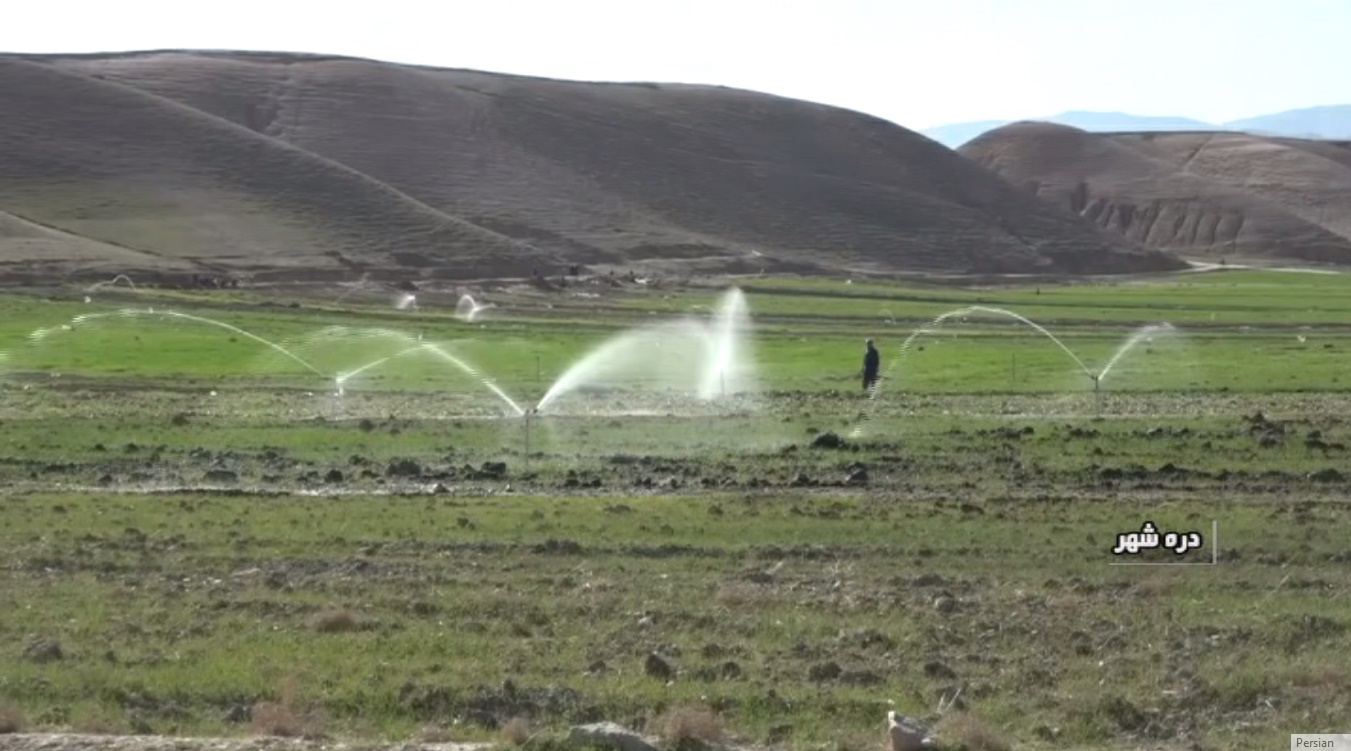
[5,0,1348,130]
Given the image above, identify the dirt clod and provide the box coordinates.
[807,661,842,682]
[923,660,956,680]
[810,432,846,449]
[643,652,675,680]
[386,459,423,478]
[23,638,63,663]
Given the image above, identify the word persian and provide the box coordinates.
[1111,521,1203,555]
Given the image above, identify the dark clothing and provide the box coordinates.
[863,347,880,391]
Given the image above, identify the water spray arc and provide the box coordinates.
[83,274,138,294]
[419,341,526,416]
[532,287,755,414]
[318,327,527,416]
[18,287,764,463]
[455,295,495,322]
[30,308,327,378]
[333,346,427,395]
[27,311,529,417]
[850,306,1174,438]
[1098,323,1174,384]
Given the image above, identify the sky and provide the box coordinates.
[5,0,1348,130]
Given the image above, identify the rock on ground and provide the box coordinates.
[566,723,661,751]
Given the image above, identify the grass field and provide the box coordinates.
[2,268,1350,751]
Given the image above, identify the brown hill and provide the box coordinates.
[959,121,1351,264]
[1,50,1181,284]
[0,56,538,284]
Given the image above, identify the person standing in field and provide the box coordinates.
[862,338,880,393]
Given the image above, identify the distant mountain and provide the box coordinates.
[915,120,1010,151]
[1223,104,1351,140]
[959,122,1351,265]
[922,107,1351,148]
[0,50,1182,285]
[1045,111,1215,132]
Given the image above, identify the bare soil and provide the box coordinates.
[0,50,1179,285]
[960,122,1351,264]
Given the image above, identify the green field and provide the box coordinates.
[1,268,1349,751]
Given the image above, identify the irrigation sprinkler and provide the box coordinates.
[524,409,534,471]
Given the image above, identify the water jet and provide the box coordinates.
[83,274,138,294]
[851,306,1175,437]
[28,307,326,378]
[533,287,756,415]
[302,327,526,416]
[455,295,495,322]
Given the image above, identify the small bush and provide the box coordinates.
[70,703,131,735]
[659,705,724,750]
[1295,664,1348,691]
[313,608,366,633]
[716,582,774,610]
[0,701,26,734]
[250,701,300,738]
[831,729,882,751]
[249,677,326,739]
[416,725,455,743]
[502,716,531,745]
[73,715,128,735]
[1132,573,1180,599]
[934,712,1010,751]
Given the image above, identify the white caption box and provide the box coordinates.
[1292,735,1351,750]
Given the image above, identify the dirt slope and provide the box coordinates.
[0,57,542,284]
[1118,132,1351,242]
[959,121,1351,264]
[2,50,1182,283]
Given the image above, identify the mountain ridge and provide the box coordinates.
[0,49,1183,284]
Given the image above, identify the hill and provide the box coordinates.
[957,121,1351,264]
[921,107,1351,149]
[0,50,1181,284]
[0,56,541,284]
[921,111,1217,148]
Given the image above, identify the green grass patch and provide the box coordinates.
[2,491,1348,749]
[1,272,1349,750]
